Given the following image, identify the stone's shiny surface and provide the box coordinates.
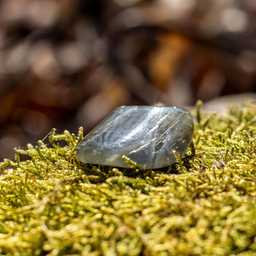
[77,106,193,169]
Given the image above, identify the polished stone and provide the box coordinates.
[77,106,193,169]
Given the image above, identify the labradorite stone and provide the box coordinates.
[77,106,193,169]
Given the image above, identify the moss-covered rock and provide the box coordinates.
[0,105,256,256]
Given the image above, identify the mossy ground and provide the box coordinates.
[0,104,256,256]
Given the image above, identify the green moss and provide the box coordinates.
[0,105,256,255]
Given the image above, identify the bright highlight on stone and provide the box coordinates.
[77,106,193,169]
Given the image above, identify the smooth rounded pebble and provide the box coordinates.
[77,105,193,169]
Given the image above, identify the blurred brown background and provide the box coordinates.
[0,0,256,159]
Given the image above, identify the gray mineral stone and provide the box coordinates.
[77,106,193,169]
